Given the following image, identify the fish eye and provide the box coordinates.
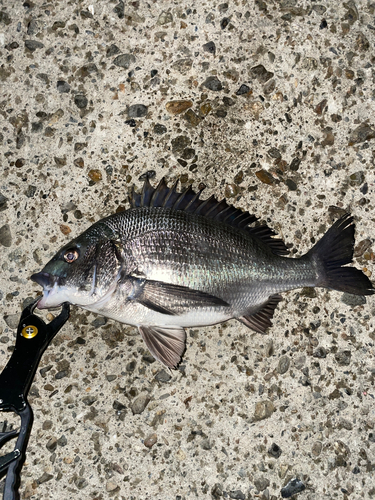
[63,249,79,263]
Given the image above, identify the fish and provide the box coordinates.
[31,178,374,368]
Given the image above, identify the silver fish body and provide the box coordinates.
[31,178,374,368]
[89,207,314,324]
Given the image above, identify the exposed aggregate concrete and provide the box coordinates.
[1,1,375,499]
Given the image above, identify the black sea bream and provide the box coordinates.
[31,178,374,368]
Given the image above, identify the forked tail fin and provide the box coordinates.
[307,214,374,296]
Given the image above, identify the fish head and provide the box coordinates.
[31,223,122,309]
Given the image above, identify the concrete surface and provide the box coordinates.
[1,0,375,499]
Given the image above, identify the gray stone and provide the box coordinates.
[211,483,224,498]
[74,95,88,109]
[131,394,150,415]
[348,123,375,145]
[268,443,282,458]
[154,123,167,135]
[37,472,54,484]
[128,104,148,118]
[201,438,213,450]
[313,347,327,358]
[172,58,192,73]
[0,11,11,25]
[335,350,351,366]
[0,224,12,247]
[0,192,8,211]
[27,19,38,35]
[25,185,37,198]
[229,490,245,499]
[75,477,88,489]
[202,76,223,91]
[106,44,120,57]
[203,41,216,54]
[341,293,367,306]
[236,84,250,95]
[349,171,365,186]
[254,476,270,491]
[25,40,44,51]
[281,478,306,498]
[294,355,306,370]
[91,316,107,328]
[277,355,290,374]
[82,395,97,406]
[113,1,124,19]
[312,441,323,457]
[55,370,69,379]
[157,11,173,25]
[155,369,172,383]
[57,80,70,93]
[251,64,274,83]
[57,435,67,447]
[3,313,19,329]
[113,53,136,69]
[46,437,57,452]
[113,400,126,411]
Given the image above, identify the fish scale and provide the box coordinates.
[31,178,374,368]
[128,211,262,301]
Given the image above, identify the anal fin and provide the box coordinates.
[238,294,282,333]
[138,325,186,369]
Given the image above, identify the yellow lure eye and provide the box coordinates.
[22,325,38,339]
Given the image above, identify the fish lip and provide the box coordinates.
[30,271,56,289]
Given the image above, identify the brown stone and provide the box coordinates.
[253,400,275,421]
[60,224,71,235]
[314,99,327,115]
[166,100,193,115]
[256,169,274,185]
[88,169,102,182]
[144,433,157,449]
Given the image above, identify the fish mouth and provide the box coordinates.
[31,271,55,289]
[30,272,63,309]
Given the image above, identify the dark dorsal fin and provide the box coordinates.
[129,177,288,256]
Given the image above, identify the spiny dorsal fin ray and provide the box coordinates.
[141,177,153,207]
[150,177,169,207]
[130,177,288,256]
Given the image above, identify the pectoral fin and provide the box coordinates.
[128,275,229,316]
[138,325,186,368]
